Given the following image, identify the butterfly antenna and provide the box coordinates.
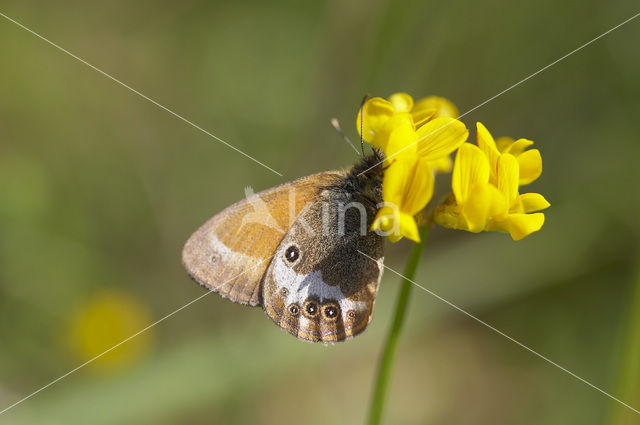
[359,94,370,157]
[330,118,361,156]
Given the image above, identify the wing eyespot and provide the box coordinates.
[346,309,356,321]
[288,303,300,316]
[303,300,319,318]
[322,303,340,321]
[284,245,300,264]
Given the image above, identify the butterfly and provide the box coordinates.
[182,155,385,343]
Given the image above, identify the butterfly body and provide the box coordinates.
[182,156,384,343]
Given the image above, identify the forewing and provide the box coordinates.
[182,172,343,306]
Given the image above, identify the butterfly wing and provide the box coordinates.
[182,172,343,306]
[261,182,384,343]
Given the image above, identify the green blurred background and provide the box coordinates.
[1,0,640,424]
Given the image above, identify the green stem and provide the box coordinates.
[366,226,429,425]
[609,253,640,425]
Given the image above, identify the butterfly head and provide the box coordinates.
[342,154,384,207]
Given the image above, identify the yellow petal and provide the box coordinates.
[372,209,401,242]
[461,182,506,232]
[371,206,397,232]
[398,213,420,242]
[495,137,514,153]
[413,96,459,118]
[412,108,436,129]
[387,233,404,243]
[389,92,413,113]
[383,114,418,158]
[517,148,542,185]
[416,117,468,161]
[371,207,419,243]
[508,138,534,155]
[381,154,415,207]
[497,153,519,205]
[505,212,545,241]
[356,97,394,148]
[429,155,453,173]
[487,183,510,219]
[382,155,433,216]
[476,122,500,180]
[461,183,492,232]
[519,192,550,213]
[402,158,434,216]
[452,143,490,204]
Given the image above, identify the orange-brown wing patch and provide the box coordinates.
[182,172,343,306]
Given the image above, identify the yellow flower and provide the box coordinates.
[486,152,550,240]
[434,123,550,240]
[477,122,542,185]
[435,144,507,233]
[355,93,549,242]
[356,94,434,153]
[366,103,469,242]
[68,290,153,371]
[357,93,462,175]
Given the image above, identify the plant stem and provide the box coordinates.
[366,226,429,425]
[609,252,640,425]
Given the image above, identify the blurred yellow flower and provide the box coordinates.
[68,290,153,371]
[434,123,550,240]
[413,95,459,119]
[358,93,468,242]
